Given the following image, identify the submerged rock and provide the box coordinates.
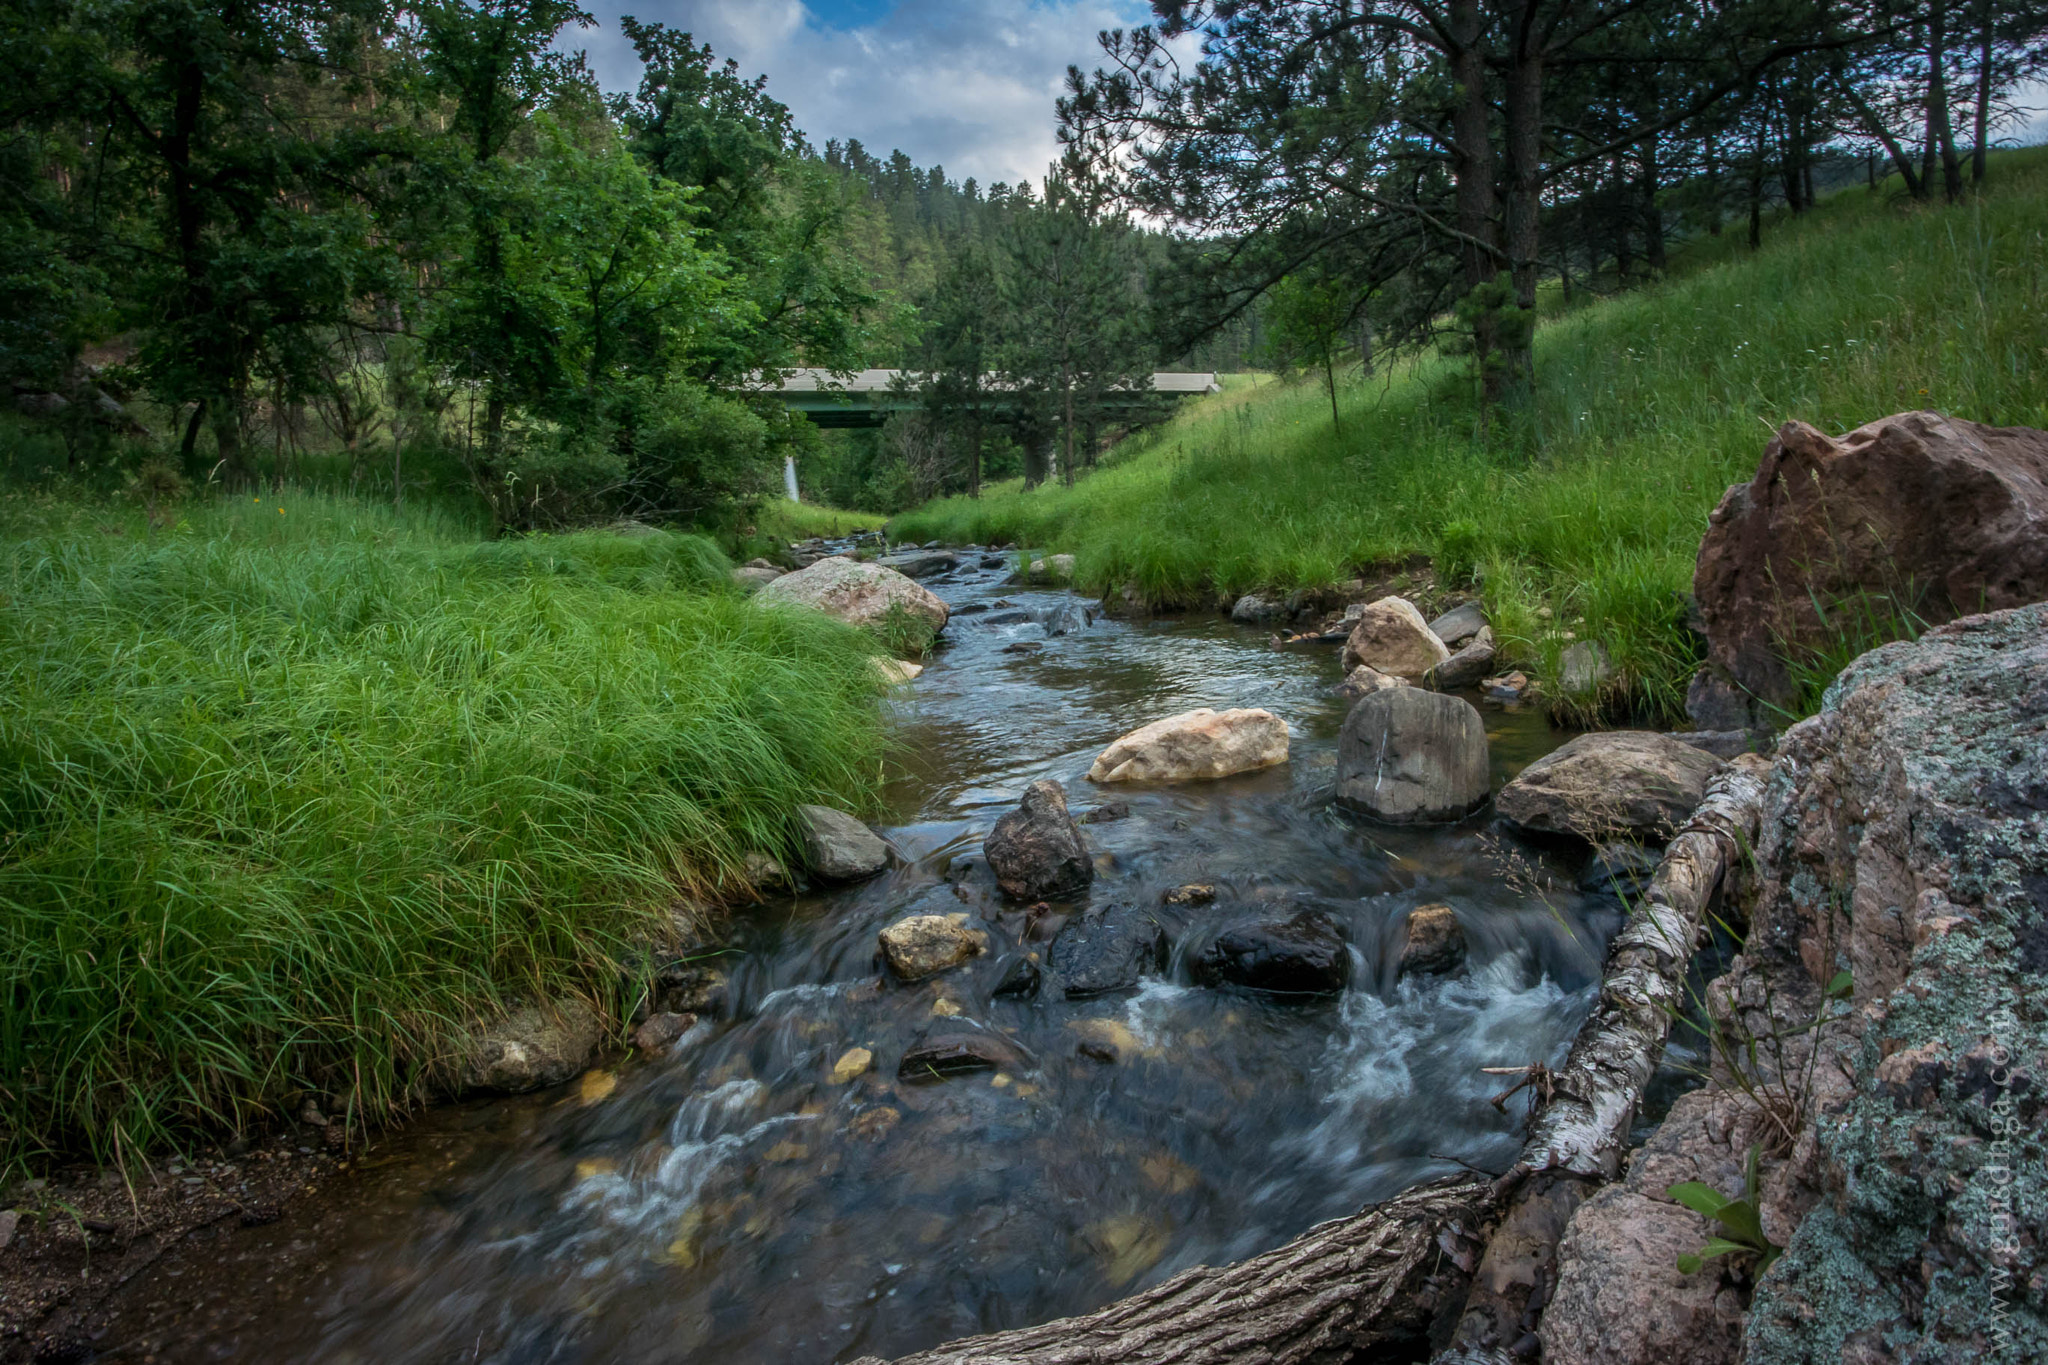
[1494,731,1723,843]
[798,804,891,881]
[758,556,949,634]
[460,999,604,1095]
[984,779,1093,901]
[878,913,988,981]
[1086,708,1289,784]
[992,953,1043,999]
[1193,908,1350,995]
[1396,904,1465,977]
[898,1028,1028,1081]
[1341,596,1450,679]
[1079,801,1131,825]
[1048,906,1168,998]
[1335,687,1490,824]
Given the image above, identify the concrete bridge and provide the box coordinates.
[750,368,1221,429]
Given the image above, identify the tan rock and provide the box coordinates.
[879,912,988,980]
[830,1046,873,1083]
[1341,596,1450,679]
[757,555,949,633]
[1331,663,1407,700]
[1087,708,1289,784]
[872,657,924,684]
[1397,904,1465,976]
[1495,731,1725,842]
[460,998,604,1095]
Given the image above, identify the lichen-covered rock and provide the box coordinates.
[1086,708,1289,784]
[1341,596,1450,679]
[798,804,891,881]
[879,913,988,980]
[1692,410,2048,710]
[1495,731,1724,843]
[460,999,605,1094]
[757,555,949,633]
[984,779,1093,900]
[1334,687,1490,824]
[1705,603,2048,1363]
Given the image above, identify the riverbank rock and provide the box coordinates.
[798,804,891,881]
[1428,626,1497,690]
[1330,663,1405,700]
[1428,602,1488,649]
[1048,906,1168,998]
[871,658,923,685]
[1335,688,1490,824]
[1692,410,2048,711]
[899,1027,1029,1081]
[1396,904,1465,977]
[880,549,957,579]
[1231,593,1284,623]
[1193,908,1350,995]
[1086,708,1289,784]
[879,913,989,981]
[1558,640,1612,695]
[1494,731,1723,843]
[1341,597,1451,680]
[460,999,605,1094]
[984,780,1093,901]
[732,565,784,591]
[630,1012,696,1052]
[758,556,949,634]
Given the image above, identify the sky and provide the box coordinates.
[568,0,1161,190]
[564,2,2048,190]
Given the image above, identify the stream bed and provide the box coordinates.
[93,551,1644,1365]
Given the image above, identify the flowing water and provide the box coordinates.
[105,551,1639,1365]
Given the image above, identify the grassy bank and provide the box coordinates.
[0,491,890,1164]
[758,498,889,541]
[893,148,2048,720]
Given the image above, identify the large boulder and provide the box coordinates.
[798,804,891,881]
[758,555,950,634]
[984,779,1093,901]
[1341,596,1451,679]
[879,913,988,981]
[1494,731,1723,843]
[1086,708,1289,784]
[1692,410,2048,711]
[459,998,605,1094]
[1192,908,1350,996]
[1335,688,1490,824]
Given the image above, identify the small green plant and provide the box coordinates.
[1668,1143,1782,1276]
[868,601,937,659]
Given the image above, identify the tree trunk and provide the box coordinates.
[968,408,982,499]
[1747,122,1766,249]
[1971,0,1993,184]
[209,394,249,488]
[1061,380,1076,488]
[1448,0,1502,404]
[1641,137,1666,273]
[1838,77,1925,198]
[1705,132,1723,235]
[178,400,207,473]
[1930,0,1962,202]
[1501,12,1543,391]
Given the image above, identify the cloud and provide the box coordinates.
[568,0,1158,188]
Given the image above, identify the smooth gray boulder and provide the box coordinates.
[1335,688,1490,824]
[1428,602,1488,649]
[758,556,949,634]
[798,804,891,881]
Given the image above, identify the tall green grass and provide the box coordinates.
[758,498,889,540]
[894,148,2048,720]
[0,491,889,1164]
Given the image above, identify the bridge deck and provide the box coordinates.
[748,369,1220,428]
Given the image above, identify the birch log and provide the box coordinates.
[863,759,1769,1365]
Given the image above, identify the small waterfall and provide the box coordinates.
[783,455,800,502]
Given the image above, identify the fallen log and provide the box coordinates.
[863,759,1770,1365]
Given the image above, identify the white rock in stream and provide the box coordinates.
[1086,708,1289,784]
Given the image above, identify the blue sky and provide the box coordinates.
[569,1,1161,188]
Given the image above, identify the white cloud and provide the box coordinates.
[568,0,1159,188]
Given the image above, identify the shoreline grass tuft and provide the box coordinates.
[0,491,889,1165]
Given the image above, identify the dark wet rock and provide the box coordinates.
[1685,668,1756,732]
[1193,909,1350,995]
[992,954,1043,1000]
[1049,906,1168,998]
[1231,593,1284,624]
[984,780,1093,901]
[1077,1040,1119,1064]
[460,999,604,1094]
[1002,642,1044,654]
[1483,671,1534,704]
[1576,842,1662,902]
[898,1028,1028,1081]
[980,554,1008,569]
[1038,601,1094,636]
[1428,627,1496,690]
[1692,411,2048,712]
[1495,731,1724,843]
[951,601,990,616]
[1079,801,1131,824]
[1428,602,1488,650]
[1397,903,1465,977]
[1335,687,1490,824]
[976,609,1036,625]
[879,913,989,981]
[1161,883,1216,906]
[798,804,891,881]
[653,962,728,1017]
[882,550,959,579]
[630,1012,696,1051]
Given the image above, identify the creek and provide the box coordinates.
[101,551,1658,1364]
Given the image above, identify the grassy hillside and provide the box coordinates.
[893,148,2048,720]
[0,492,889,1163]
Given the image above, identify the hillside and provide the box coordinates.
[891,148,2048,722]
